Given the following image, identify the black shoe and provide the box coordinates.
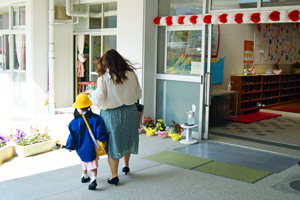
[122,167,130,175]
[107,177,119,186]
[88,180,97,190]
[81,176,91,183]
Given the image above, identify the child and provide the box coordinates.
[66,93,108,190]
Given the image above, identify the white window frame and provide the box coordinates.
[11,5,26,29]
[157,25,204,83]
[89,31,117,81]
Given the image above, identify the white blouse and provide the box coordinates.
[90,71,142,110]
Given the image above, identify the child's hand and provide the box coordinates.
[103,141,107,148]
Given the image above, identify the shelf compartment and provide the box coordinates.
[241,106,261,112]
[241,98,262,103]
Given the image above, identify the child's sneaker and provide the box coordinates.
[88,180,97,190]
[81,176,91,183]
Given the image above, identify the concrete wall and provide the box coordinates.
[117,0,144,100]
[26,0,49,115]
[212,24,256,90]
[53,24,74,108]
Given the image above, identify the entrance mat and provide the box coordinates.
[143,151,213,169]
[193,161,272,183]
[275,107,300,114]
[229,112,281,123]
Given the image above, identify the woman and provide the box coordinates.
[85,49,142,186]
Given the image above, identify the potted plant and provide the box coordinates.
[293,62,300,74]
[273,62,282,74]
[0,134,14,166]
[143,116,157,136]
[10,125,53,158]
[168,120,183,141]
[155,119,168,139]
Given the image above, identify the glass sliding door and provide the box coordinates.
[156,25,207,139]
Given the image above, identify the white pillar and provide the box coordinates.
[48,0,55,115]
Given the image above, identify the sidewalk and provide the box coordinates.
[1,133,300,200]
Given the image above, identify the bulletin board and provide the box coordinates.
[254,23,300,64]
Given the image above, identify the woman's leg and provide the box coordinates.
[123,153,131,167]
[108,156,119,178]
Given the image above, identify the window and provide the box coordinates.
[90,35,117,81]
[211,0,258,10]
[159,0,203,16]
[157,26,202,75]
[103,2,117,28]
[13,6,26,27]
[0,7,9,30]
[13,34,26,70]
[0,35,10,71]
[262,0,300,7]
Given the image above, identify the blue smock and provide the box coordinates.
[66,113,108,162]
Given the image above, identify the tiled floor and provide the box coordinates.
[209,113,300,157]
[210,115,300,146]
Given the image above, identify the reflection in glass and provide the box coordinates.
[19,6,25,25]
[13,72,27,107]
[156,79,200,130]
[13,6,26,26]
[91,74,98,82]
[0,35,10,71]
[14,34,26,70]
[89,4,102,29]
[211,0,257,10]
[159,0,203,16]
[103,35,117,54]
[91,36,101,72]
[103,2,117,28]
[0,7,9,30]
[262,0,300,7]
[164,30,202,75]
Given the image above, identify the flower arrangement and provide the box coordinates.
[143,116,157,136]
[293,62,300,74]
[168,120,183,141]
[0,134,10,148]
[10,125,51,146]
[273,62,282,74]
[155,119,168,139]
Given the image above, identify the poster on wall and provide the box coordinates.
[254,23,300,64]
[244,40,254,63]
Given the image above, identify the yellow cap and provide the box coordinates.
[72,93,93,108]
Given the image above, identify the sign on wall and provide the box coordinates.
[254,23,300,64]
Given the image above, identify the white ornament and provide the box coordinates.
[243,13,251,23]
[211,14,218,24]
[280,10,289,22]
[261,12,270,23]
[227,13,235,24]
[172,16,179,25]
[160,17,166,26]
[184,16,191,25]
[196,15,203,25]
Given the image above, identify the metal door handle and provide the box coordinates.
[205,72,212,106]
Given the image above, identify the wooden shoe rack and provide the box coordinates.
[231,73,300,115]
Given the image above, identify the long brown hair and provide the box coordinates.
[95,49,135,84]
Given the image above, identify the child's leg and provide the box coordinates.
[91,169,97,181]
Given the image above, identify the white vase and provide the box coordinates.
[14,140,54,158]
